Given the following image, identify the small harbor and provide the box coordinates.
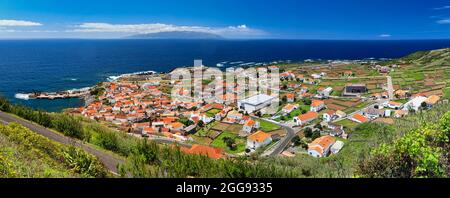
[16,87,91,100]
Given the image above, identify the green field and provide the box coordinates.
[394,99,409,104]
[206,108,221,118]
[211,132,246,154]
[344,102,371,114]
[257,119,281,131]
[335,119,360,130]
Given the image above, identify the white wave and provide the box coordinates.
[107,75,121,82]
[107,70,157,82]
[15,93,30,100]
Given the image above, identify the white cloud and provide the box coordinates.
[67,22,265,37]
[0,29,58,33]
[437,19,450,24]
[379,34,392,38]
[0,20,42,26]
[434,6,450,10]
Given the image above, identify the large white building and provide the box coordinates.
[238,94,276,113]
[403,96,427,111]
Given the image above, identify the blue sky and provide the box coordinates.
[0,0,449,39]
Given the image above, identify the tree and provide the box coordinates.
[421,102,428,110]
[292,136,303,147]
[223,137,237,151]
[311,130,321,140]
[179,117,194,126]
[314,123,323,130]
[197,120,205,128]
[303,98,312,105]
[304,128,313,138]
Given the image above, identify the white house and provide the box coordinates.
[311,100,326,112]
[311,74,322,79]
[247,131,273,150]
[238,94,276,113]
[403,96,427,112]
[286,93,296,103]
[282,104,298,114]
[385,101,403,109]
[363,107,385,119]
[215,110,227,121]
[280,72,295,80]
[351,114,369,123]
[323,110,337,122]
[308,135,336,158]
[227,110,243,121]
[294,111,318,126]
[318,87,333,98]
[242,120,260,134]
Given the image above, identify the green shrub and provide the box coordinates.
[358,111,450,178]
[0,123,107,178]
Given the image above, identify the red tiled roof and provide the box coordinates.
[245,120,256,127]
[181,144,224,159]
[352,114,368,123]
[248,131,272,143]
[311,100,325,107]
[298,111,319,122]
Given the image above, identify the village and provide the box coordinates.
[73,58,447,160]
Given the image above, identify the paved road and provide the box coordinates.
[255,117,296,157]
[386,76,395,100]
[0,111,126,175]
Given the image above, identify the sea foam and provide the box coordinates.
[15,93,30,100]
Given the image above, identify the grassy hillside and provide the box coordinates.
[0,97,298,178]
[261,104,450,178]
[0,123,108,178]
[0,132,78,178]
[388,48,450,99]
[358,107,450,178]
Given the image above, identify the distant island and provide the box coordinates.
[127,31,224,39]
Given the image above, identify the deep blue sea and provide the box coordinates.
[1,39,450,112]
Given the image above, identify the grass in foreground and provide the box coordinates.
[261,104,450,178]
[0,123,108,178]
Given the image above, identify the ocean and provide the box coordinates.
[1,39,450,112]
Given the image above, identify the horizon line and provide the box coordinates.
[1,38,450,41]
